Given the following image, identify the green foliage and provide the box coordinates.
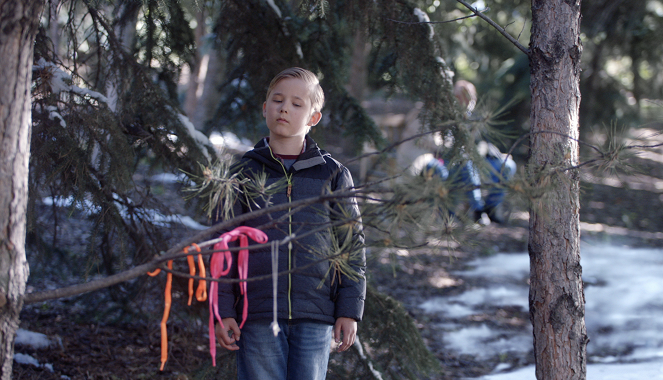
[204,0,458,152]
[28,0,214,313]
[579,0,663,137]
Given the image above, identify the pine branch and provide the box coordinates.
[505,129,652,174]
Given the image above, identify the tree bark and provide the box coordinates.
[528,1,587,380]
[0,0,43,378]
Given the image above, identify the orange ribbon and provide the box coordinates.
[185,243,207,305]
[148,243,209,371]
[147,260,173,371]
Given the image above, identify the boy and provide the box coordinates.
[214,67,366,380]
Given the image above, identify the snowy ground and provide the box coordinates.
[418,243,663,379]
[475,360,663,380]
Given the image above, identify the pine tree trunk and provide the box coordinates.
[528,1,587,379]
[0,0,43,378]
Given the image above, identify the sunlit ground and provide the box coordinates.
[419,245,663,379]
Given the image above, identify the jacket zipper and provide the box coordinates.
[269,148,294,320]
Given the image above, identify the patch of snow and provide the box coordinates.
[266,0,282,18]
[176,112,215,162]
[420,286,528,318]
[149,213,208,231]
[468,360,663,380]
[14,353,40,367]
[46,106,67,127]
[150,172,188,184]
[422,244,663,377]
[465,286,528,310]
[471,1,486,12]
[42,196,97,211]
[14,353,54,372]
[443,324,532,359]
[582,246,663,361]
[436,57,455,85]
[459,253,530,280]
[413,8,434,40]
[492,363,512,373]
[33,58,109,104]
[296,42,304,59]
[15,329,51,349]
[41,196,207,230]
[420,299,474,317]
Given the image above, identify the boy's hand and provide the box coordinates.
[333,317,357,352]
[215,318,241,351]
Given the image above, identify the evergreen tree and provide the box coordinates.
[28,0,216,311]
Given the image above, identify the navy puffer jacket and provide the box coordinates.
[216,136,366,325]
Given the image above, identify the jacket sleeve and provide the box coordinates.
[331,166,367,322]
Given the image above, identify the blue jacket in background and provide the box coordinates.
[216,135,366,325]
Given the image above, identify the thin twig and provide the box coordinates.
[627,142,663,149]
[455,0,529,55]
[384,8,488,25]
[344,119,459,167]
[506,130,604,162]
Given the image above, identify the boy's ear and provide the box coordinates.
[308,111,322,126]
[262,102,267,117]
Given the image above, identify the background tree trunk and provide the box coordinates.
[0,0,43,378]
[348,27,369,101]
[528,1,588,379]
[184,7,207,128]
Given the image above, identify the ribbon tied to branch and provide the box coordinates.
[208,226,268,366]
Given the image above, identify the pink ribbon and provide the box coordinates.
[209,226,268,366]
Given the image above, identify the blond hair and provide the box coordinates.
[266,67,325,113]
[453,80,477,114]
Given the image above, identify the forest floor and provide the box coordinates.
[14,129,663,379]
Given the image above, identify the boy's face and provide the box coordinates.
[263,77,321,141]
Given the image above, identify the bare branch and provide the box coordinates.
[345,119,460,167]
[385,8,489,25]
[627,142,663,150]
[505,129,660,175]
[505,130,604,163]
[24,188,365,304]
[455,0,529,55]
[24,261,159,304]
